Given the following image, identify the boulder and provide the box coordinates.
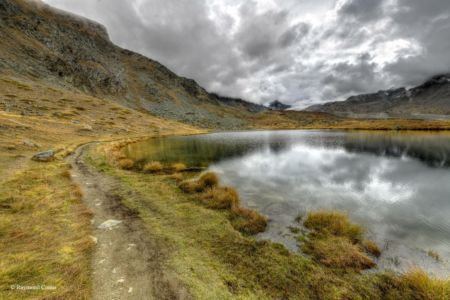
[31,150,55,162]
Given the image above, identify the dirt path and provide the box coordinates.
[68,143,190,300]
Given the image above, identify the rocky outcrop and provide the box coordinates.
[305,74,450,118]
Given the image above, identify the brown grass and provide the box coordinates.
[363,240,381,257]
[169,173,184,183]
[201,186,240,209]
[381,269,450,300]
[304,210,363,243]
[198,172,219,189]
[143,161,163,173]
[117,158,134,170]
[303,236,375,270]
[0,162,93,299]
[302,210,379,270]
[171,162,187,173]
[177,172,267,235]
[179,172,219,193]
[230,206,268,235]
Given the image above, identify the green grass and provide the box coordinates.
[87,145,450,299]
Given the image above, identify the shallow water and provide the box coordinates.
[125,130,450,277]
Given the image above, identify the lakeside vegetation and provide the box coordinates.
[301,211,379,270]
[82,142,450,299]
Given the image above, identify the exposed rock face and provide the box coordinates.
[209,93,267,113]
[31,150,55,162]
[268,100,292,111]
[0,0,267,129]
[305,74,450,118]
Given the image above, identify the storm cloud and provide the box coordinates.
[44,0,450,108]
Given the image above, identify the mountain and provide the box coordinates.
[0,0,268,129]
[305,74,450,119]
[268,100,292,111]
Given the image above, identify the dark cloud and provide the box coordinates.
[321,53,384,97]
[382,0,450,86]
[44,0,450,107]
[337,0,385,21]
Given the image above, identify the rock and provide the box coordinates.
[98,219,122,230]
[79,124,93,131]
[23,139,40,148]
[31,150,55,162]
[89,235,98,244]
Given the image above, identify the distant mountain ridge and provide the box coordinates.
[268,100,292,111]
[305,74,450,119]
[0,0,267,129]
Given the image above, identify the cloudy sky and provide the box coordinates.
[44,0,450,108]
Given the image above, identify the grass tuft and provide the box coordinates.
[303,236,375,270]
[201,187,240,209]
[179,172,219,193]
[143,161,163,173]
[171,163,187,173]
[380,269,450,300]
[198,172,219,189]
[302,210,378,270]
[230,206,268,235]
[117,158,134,170]
[363,240,381,257]
[304,210,363,243]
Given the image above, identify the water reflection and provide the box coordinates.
[126,130,450,277]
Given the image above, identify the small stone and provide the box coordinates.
[117,278,125,284]
[79,124,93,131]
[31,150,55,162]
[89,235,98,244]
[98,220,122,230]
[23,139,40,148]
[128,287,133,293]
[126,243,136,251]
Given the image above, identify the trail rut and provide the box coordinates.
[67,143,190,300]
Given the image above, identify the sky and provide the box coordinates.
[44,0,450,108]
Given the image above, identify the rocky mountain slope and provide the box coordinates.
[306,74,450,119]
[0,0,267,129]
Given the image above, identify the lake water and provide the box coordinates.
[125,130,450,277]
